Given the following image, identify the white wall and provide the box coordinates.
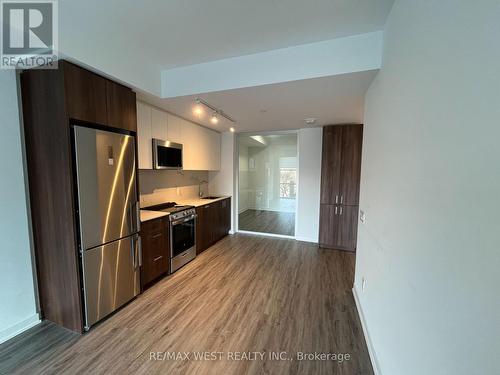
[355,1,500,374]
[295,128,322,242]
[0,71,39,344]
[209,132,236,232]
[139,170,209,207]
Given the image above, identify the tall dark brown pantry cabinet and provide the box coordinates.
[319,125,363,252]
[21,60,138,333]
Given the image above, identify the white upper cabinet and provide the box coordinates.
[166,113,182,144]
[180,119,200,170]
[136,101,221,171]
[136,101,152,169]
[151,107,168,141]
[180,120,221,171]
[206,128,221,170]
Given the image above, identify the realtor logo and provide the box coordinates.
[1,0,58,69]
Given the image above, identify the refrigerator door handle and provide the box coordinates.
[131,235,136,269]
[135,201,141,232]
[128,202,134,234]
[137,235,142,268]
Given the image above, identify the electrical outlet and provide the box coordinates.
[362,277,366,292]
[360,210,366,224]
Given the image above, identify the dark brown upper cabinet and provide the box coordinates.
[60,60,137,132]
[320,126,343,205]
[63,62,108,125]
[106,80,137,132]
[339,125,363,206]
[319,124,363,252]
[320,125,363,206]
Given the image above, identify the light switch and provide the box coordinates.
[360,210,366,224]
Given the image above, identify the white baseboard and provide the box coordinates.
[352,286,381,375]
[0,313,40,344]
[294,236,318,243]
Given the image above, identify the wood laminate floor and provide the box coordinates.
[239,210,295,236]
[0,234,373,375]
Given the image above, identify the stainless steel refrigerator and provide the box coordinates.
[73,125,141,330]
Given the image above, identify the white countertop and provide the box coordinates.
[140,210,169,222]
[175,196,230,207]
[140,196,230,222]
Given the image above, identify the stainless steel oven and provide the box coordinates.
[153,139,182,170]
[169,208,197,272]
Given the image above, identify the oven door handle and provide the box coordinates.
[171,215,197,226]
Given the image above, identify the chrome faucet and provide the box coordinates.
[198,180,208,198]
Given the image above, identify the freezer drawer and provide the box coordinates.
[82,235,141,329]
[73,125,139,250]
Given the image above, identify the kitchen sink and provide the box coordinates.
[201,196,221,199]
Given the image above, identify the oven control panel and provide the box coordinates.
[169,208,196,221]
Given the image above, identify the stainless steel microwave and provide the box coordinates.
[152,139,183,169]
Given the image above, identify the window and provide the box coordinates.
[280,168,296,198]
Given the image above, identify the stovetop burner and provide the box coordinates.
[161,205,194,214]
[144,202,194,214]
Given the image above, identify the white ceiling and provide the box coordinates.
[60,0,394,69]
[60,0,392,133]
[139,70,378,132]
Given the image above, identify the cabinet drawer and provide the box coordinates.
[140,217,169,288]
[141,217,164,234]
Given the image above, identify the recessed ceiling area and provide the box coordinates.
[59,0,392,132]
[60,0,395,70]
[139,70,378,133]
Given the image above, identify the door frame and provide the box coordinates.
[234,130,298,239]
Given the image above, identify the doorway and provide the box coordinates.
[237,132,297,237]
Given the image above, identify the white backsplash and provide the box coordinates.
[139,169,209,208]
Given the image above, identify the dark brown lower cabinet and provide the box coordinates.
[319,204,359,252]
[196,198,231,255]
[141,217,169,289]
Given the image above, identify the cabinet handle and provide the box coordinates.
[335,206,338,215]
[339,206,343,215]
[152,233,162,239]
[138,236,142,267]
[340,195,344,204]
[335,195,338,204]
[153,255,163,262]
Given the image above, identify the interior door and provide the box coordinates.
[74,126,138,250]
[339,125,363,206]
[82,235,140,328]
[320,126,343,205]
